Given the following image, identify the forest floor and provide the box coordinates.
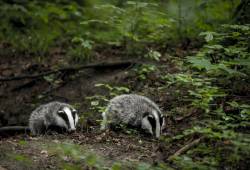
[0,131,165,170]
[0,46,197,169]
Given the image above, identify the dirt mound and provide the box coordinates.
[0,54,132,127]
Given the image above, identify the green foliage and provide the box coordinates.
[144,49,162,61]
[80,1,170,55]
[8,153,32,166]
[135,64,157,80]
[0,1,84,55]
[188,24,250,78]
[68,37,94,63]
[86,83,130,114]
[166,0,240,40]
[18,140,27,146]
[161,24,250,169]
[162,73,225,112]
[50,142,105,169]
[0,0,241,58]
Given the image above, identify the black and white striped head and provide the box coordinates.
[141,110,165,138]
[55,106,79,133]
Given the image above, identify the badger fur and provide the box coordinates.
[29,101,79,135]
[101,94,165,138]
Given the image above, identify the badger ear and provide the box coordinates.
[74,112,79,126]
[159,115,164,125]
[160,115,166,130]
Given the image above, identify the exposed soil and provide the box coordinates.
[0,52,131,126]
[0,129,165,170]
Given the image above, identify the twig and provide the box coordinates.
[174,111,196,122]
[167,136,204,161]
[0,61,137,81]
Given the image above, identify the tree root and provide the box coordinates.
[0,61,137,81]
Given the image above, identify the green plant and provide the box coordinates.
[135,64,157,80]
[166,0,241,40]
[160,24,250,169]
[188,24,250,78]
[144,49,161,61]
[0,0,241,57]
[86,83,130,114]
[68,37,93,63]
[8,153,32,166]
[0,1,84,56]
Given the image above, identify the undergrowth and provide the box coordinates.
[0,0,240,61]
[161,24,250,169]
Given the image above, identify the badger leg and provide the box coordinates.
[100,112,108,130]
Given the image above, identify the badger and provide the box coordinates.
[29,101,79,135]
[101,94,165,138]
[0,101,79,136]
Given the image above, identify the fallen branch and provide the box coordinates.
[174,111,196,122]
[0,126,30,137]
[0,61,137,81]
[0,126,30,132]
[167,136,204,161]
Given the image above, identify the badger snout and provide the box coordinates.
[68,128,76,133]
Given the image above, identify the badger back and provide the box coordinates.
[105,94,145,125]
[105,94,161,126]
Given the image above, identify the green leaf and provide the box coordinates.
[188,57,214,70]
[232,58,250,66]
[217,63,247,76]
[205,44,223,50]
[86,154,97,167]
[43,74,56,83]
[94,84,105,87]
[112,163,122,170]
[91,101,99,106]
[227,101,239,108]
[199,32,216,42]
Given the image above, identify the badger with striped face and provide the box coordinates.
[29,101,79,135]
[101,94,165,138]
[141,110,165,138]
